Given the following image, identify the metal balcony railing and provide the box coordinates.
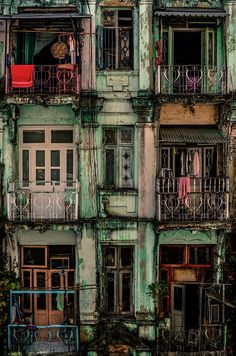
[7,180,79,222]
[8,290,78,353]
[155,65,226,95]
[6,64,80,95]
[156,0,223,7]
[156,177,229,222]
[159,325,225,352]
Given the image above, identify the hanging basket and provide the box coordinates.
[51,41,69,59]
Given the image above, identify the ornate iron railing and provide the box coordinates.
[6,65,80,95]
[159,325,225,352]
[155,65,226,95]
[8,289,79,352]
[156,0,223,8]
[8,324,79,353]
[156,177,229,222]
[7,180,79,222]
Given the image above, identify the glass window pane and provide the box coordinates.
[37,294,46,310]
[23,248,45,266]
[51,151,60,167]
[105,149,115,186]
[36,169,45,184]
[189,247,212,265]
[51,169,60,182]
[23,130,45,143]
[104,129,117,144]
[23,150,29,186]
[161,246,184,264]
[51,130,73,143]
[120,247,133,267]
[23,294,31,310]
[68,271,75,288]
[107,272,115,312]
[37,272,46,288]
[122,273,131,312]
[23,270,31,288]
[67,150,73,183]
[36,151,45,167]
[120,128,132,143]
[105,247,115,267]
[51,273,61,288]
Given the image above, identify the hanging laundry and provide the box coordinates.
[11,64,34,88]
[69,35,76,64]
[178,176,191,200]
[180,150,186,176]
[56,293,64,311]
[193,150,200,176]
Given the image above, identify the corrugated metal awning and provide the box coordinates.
[160,126,227,144]
[155,8,227,18]
[0,12,91,19]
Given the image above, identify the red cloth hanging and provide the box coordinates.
[11,64,34,88]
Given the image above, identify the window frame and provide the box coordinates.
[103,126,134,189]
[160,19,218,68]
[19,126,76,189]
[160,245,214,268]
[21,246,48,268]
[103,245,134,315]
[99,8,133,70]
[160,145,217,178]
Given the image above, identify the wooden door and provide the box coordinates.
[33,269,48,339]
[48,270,65,325]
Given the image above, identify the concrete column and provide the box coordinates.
[139,0,153,90]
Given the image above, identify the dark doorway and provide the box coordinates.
[174,32,201,65]
[185,284,200,328]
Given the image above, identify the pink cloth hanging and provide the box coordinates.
[193,150,200,177]
[11,64,34,88]
[178,176,191,200]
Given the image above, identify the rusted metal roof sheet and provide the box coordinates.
[155,8,227,18]
[160,126,227,144]
[0,12,91,19]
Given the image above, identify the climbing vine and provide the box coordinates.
[0,255,19,354]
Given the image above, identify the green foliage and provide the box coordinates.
[0,255,19,353]
[147,280,168,304]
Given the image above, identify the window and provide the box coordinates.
[161,246,184,264]
[99,9,133,70]
[160,19,217,68]
[20,127,75,188]
[104,246,133,314]
[160,245,214,266]
[103,127,134,188]
[160,146,217,178]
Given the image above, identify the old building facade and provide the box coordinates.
[1,0,236,355]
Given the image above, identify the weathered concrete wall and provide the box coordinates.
[225,3,236,92]
[77,224,97,324]
[160,104,216,125]
[138,124,156,219]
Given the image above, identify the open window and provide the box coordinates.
[98,9,133,70]
[157,16,225,94]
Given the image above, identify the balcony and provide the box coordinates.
[8,290,79,353]
[7,181,79,222]
[6,64,80,95]
[156,0,223,8]
[155,65,226,95]
[159,325,225,353]
[156,177,229,222]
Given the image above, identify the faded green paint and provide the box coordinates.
[158,229,219,245]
